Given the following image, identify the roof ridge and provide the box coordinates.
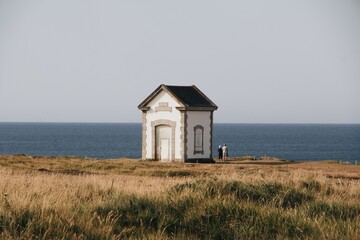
[164,84,193,87]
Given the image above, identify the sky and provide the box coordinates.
[0,0,359,123]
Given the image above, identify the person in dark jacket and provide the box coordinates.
[218,145,223,161]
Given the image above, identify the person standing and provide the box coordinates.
[218,145,223,161]
[222,144,228,161]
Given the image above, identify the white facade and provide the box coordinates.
[144,91,182,160]
[138,85,217,162]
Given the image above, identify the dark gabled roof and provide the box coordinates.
[138,84,217,110]
[165,85,216,108]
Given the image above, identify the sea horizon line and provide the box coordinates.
[1,121,359,125]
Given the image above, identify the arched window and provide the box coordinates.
[194,125,204,154]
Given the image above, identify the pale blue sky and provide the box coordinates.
[0,0,359,123]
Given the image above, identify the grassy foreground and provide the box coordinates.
[0,155,359,239]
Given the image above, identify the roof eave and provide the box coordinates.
[139,107,150,111]
[176,106,218,111]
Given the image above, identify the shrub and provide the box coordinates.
[308,202,360,220]
[151,170,193,177]
[172,179,313,208]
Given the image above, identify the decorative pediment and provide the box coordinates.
[155,102,172,112]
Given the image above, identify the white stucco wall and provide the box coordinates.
[186,111,212,159]
[144,91,182,160]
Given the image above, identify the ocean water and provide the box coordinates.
[0,123,359,162]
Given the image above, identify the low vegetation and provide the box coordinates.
[0,155,359,239]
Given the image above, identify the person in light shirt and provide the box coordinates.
[222,144,228,161]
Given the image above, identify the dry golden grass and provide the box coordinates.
[0,155,359,239]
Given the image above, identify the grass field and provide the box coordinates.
[0,155,359,239]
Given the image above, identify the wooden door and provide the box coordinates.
[160,139,170,161]
[156,125,171,161]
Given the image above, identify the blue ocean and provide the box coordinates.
[0,123,359,163]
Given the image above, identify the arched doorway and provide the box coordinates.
[151,119,176,161]
[155,125,172,161]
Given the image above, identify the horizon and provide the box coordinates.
[1,121,360,125]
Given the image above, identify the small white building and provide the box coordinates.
[138,84,218,162]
